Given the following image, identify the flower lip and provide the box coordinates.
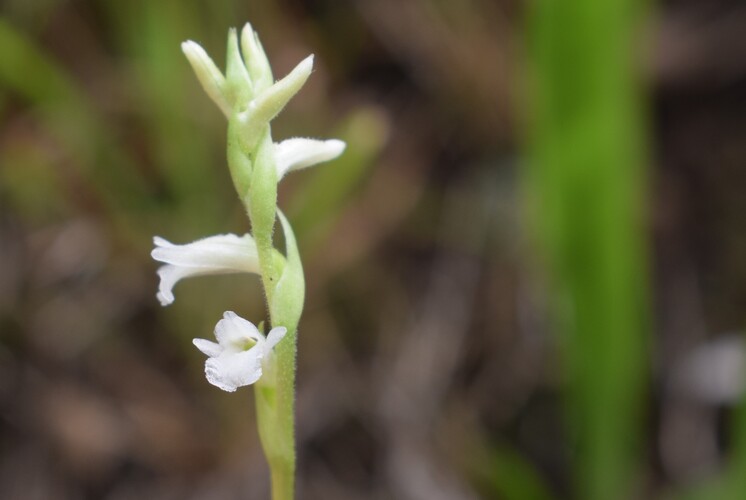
[192,311,288,392]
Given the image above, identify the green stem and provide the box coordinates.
[188,24,315,500]
[240,124,300,500]
[247,127,280,301]
[255,340,297,500]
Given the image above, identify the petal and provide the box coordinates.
[155,263,236,306]
[204,348,263,392]
[215,311,262,347]
[229,312,265,343]
[153,236,175,248]
[275,138,346,179]
[152,234,262,305]
[156,264,210,306]
[151,233,259,272]
[192,338,223,357]
[263,326,287,357]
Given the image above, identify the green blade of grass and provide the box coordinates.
[525,1,650,499]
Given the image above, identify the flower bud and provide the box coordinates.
[237,55,314,150]
[181,40,231,117]
[224,28,253,109]
[241,23,273,92]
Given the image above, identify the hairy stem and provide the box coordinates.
[239,124,298,500]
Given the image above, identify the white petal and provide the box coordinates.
[192,338,223,357]
[156,265,202,306]
[215,311,262,348]
[156,263,238,306]
[204,348,263,392]
[151,233,260,306]
[153,236,174,248]
[263,326,287,357]
[275,138,346,179]
[229,313,264,343]
[152,233,259,271]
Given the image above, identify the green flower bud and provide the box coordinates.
[236,55,314,152]
[224,28,254,110]
[181,40,231,117]
[240,23,273,92]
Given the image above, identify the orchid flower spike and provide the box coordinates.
[151,233,260,306]
[193,311,287,392]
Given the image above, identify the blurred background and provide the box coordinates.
[1,1,745,499]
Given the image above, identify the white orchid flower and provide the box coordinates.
[151,233,260,306]
[193,311,287,392]
[274,138,346,180]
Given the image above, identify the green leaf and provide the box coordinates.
[526,0,650,498]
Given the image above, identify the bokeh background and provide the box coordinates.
[1,1,746,499]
